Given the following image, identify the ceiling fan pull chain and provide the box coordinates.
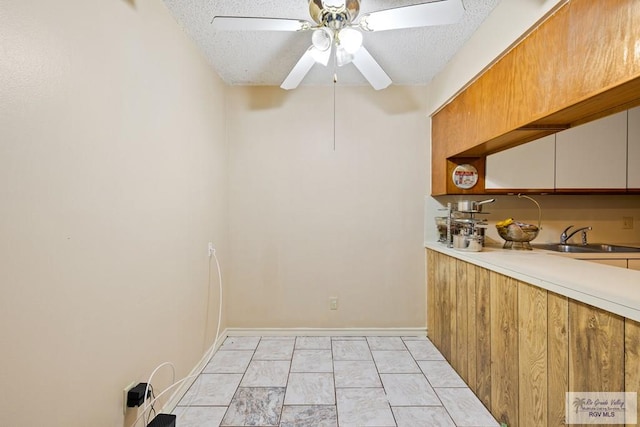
[333,77,336,152]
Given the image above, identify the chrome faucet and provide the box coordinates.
[560,225,592,245]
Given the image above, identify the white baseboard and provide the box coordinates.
[161,328,230,414]
[160,326,427,415]
[225,327,427,337]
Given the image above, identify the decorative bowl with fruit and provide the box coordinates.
[496,218,539,249]
[495,194,542,250]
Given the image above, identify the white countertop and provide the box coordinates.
[425,242,640,322]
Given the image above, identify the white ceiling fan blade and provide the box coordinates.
[359,0,464,32]
[352,47,392,90]
[211,16,310,32]
[281,46,317,90]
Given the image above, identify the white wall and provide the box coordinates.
[226,85,429,328]
[0,0,227,425]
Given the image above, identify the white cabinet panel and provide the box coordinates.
[485,134,555,190]
[555,111,628,189]
[628,106,640,189]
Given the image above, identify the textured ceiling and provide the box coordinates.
[162,0,501,88]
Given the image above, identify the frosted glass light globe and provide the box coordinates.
[338,28,363,54]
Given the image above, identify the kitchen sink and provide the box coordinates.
[581,244,640,253]
[532,244,595,253]
[532,243,640,253]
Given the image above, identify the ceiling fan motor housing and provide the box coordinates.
[309,0,360,28]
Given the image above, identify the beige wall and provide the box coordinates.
[429,195,640,245]
[0,0,227,425]
[226,85,429,328]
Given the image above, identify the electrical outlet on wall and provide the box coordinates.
[623,217,634,229]
[329,297,338,310]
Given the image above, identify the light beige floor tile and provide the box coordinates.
[280,405,337,427]
[295,336,332,349]
[404,339,445,361]
[240,360,290,387]
[179,374,242,406]
[331,336,366,341]
[435,387,500,427]
[173,406,227,427]
[380,373,440,406]
[260,336,296,341]
[366,336,407,350]
[291,349,333,372]
[419,360,467,387]
[332,340,372,361]
[334,361,381,388]
[401,335,428,341]
[203,350,253,373]
[221,387,284,426]
[336,388,395,427]
[392,406,456,427]
[284,373,335,405]
[253,338,295,360]
[372,350,421,373]
[220,336,260,351]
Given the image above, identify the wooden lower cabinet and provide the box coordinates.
[426,249,639,427]
[490,272,519,426]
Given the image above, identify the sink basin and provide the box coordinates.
[532,244,595,253]
[581,244,640,253]
[532,243,640,253]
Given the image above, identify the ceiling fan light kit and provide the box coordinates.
[211,0,465,90]
[337,28,363,54]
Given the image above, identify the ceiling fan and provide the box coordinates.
[211,0,465,90]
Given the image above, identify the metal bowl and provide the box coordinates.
[496,222,539,249]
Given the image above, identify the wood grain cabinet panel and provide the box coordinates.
[455,260,469,380]
[490,272,519,426]
[431,0,640,195]
[625,319,640,427]
[475,265,492,409]
[426,250,436,346]
[432,252,447,353]
[465,263,478,392]
[447,254,457,364]
[568,300,625,393]
[547,292,569,427]
[426,251,637,427]
[518,283,548,427]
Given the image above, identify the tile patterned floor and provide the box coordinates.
[174,336,499,427]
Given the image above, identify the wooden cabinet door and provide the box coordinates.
[584,258,628,268]
[627,259,640,271]
[555,111,627,189]
[485,134,556,190]
[628,106,640,189]
[568,300,624,393]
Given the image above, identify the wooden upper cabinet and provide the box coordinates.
[555,111,628,189]
[485,134,555,191]
[432,0,640,195]
[628,106,640,189]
